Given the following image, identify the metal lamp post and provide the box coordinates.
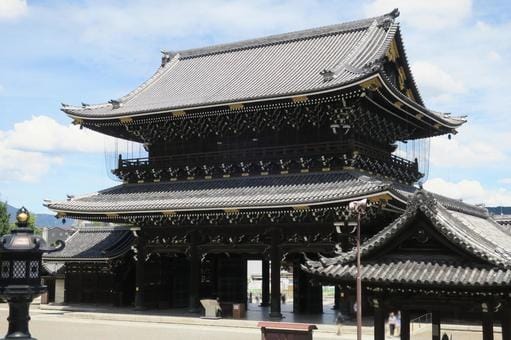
[0,207,64,340]
[348,199,367,340]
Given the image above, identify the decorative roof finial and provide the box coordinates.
[109,99,121,109]
[161,50,174,67]
[389,8,400,19]
[320,69,335,82]
[379,8,399,30]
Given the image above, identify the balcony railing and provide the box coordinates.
[113,141,422,184]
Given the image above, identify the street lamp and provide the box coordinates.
[0,207,64,340]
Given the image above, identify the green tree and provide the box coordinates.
[27,212,41,236]
[0,202,10,235]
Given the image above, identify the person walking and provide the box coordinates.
[335,311,345,335]
[396,311,401,336]
[388,312,397,337]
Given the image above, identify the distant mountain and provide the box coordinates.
[487,207,511,215]
[5,203,75,228]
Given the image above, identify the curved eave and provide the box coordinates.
[376,73,466,130]
[44,189,405,220]
[61,71,381,120]
[305,266,511,289]
[63,73,464,137]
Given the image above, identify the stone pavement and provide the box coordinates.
[0,304,373,340]
[0,303,498,340]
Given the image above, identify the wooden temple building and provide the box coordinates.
[41,9,510,339]
[306,190,511,340]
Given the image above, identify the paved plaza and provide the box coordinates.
[0,304,501,340]
[0,306,371,340]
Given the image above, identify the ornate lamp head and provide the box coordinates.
[15,207,29,227]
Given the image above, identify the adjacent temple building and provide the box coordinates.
[43,9,511,340]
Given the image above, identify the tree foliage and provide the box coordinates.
[0,202,10,235]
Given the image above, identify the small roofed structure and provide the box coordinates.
[43,226,135,305]
[305,190,511,340]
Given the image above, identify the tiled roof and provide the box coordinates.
[45,171,397,215]
[322,190,511,268]
[493,214,511,226]
[307,260,511,287]
[43,226,134,261]
[63,12,399,118]
[305,190,511,287]
[61,10,462,129]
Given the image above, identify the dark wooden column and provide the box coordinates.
[260,259,270,307]
[269,228,282,318]
[482,304,494,340]
[501,306,511,340]
[188,232,201,313]
[374,300,385,340]
[432,311,441,340]
[333,285,341,310]
[400,310,410,340]
[134,230,146,310]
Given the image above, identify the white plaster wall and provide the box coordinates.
[55,278,65,304]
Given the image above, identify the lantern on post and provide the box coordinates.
[0,207,64,340]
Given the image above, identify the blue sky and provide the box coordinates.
[0,0,511,213]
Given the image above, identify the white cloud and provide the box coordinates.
[411,61,465,103]
[0,0,27,21]
[500,178,511,185]
[34,1,342,54]
[0,142,62,182]
[430,135,506,168]
[2,115,115,153]
[364,0,472,30]
[424,178,511,206]
[0,115,131,182]
[487,50,502,62]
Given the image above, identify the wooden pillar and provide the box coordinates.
[269,229,282,318]
[260,259,270,307]
[400,310,410,340]
[374,301,385,340]
[134,231,146,310]
[501,306,511,340]
[333,285,341,310]
[482,303,494,340]
[292,261,322,314]
[188,234,201,313]
[432,311,441,340]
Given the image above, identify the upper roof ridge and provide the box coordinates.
[177,9,400,59]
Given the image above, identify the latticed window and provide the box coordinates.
[12,261,26,279]
[1,261,9,279]
[29,261,39,279]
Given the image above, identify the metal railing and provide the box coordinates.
[411,312,432,333]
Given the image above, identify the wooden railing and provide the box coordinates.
[114,141,421,183]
